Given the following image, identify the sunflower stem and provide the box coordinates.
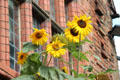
[68,41,74,76]
[47,56,52,66]
[77,34,82,77]
[69,52,73,75]
[43,54,48,65]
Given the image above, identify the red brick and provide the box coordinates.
[5,44,9,53]
[0,28,6,36]
[0,44,5,52]
[0,15,5,21]
[0,52,5,60]
[0,21,5,28]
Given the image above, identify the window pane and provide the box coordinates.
[10,44,15,58]
[10,58,14,69]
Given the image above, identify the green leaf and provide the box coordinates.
[71,69,78,77]
[72,51,89,62]
[80,39,93,45]
[78,73,87,78]
[38,66,85,80]
[88,74,96,79]
[14,65,86,80]
[22,42,39,53]
[79,52,89,61]
[43,54,48,65]
[72,51,79,59]
[81,65,93,72]
[88,66,93,72]
[93,55,101,61]
[29,53,41,63]
[11,75,34,80]
[68,42,77,52]
[104,69,117,74]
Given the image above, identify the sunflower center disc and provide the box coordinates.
[62,69,66,73]
[36,32,42,38]
[20,55,24,59]
[70,28,78,36]
[77,20,86,28]
[52,44,59,50]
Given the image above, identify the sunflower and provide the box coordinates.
[46,39,66,58]
[30,28,48,45]
[34,72,42,79]
[17,51,28,65]
[67,15,93,36]
[64,28,85,42]
[61,66,68,74]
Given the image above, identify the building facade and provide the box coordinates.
[0,0,119,80]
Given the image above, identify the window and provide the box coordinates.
[9,0,20,71]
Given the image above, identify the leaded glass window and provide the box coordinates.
[9,0,20,72]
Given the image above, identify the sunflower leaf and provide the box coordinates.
[71,69,78,77]
[38,65,86,80]
[72,51,79,59]
[11,75,34,80]
[88,74,96,79]
[22,42,39,53]
[80,39,93,45]
[29,53,41,64]
[81,65,93,72]
[79,52,89,61]
[104,69,117,74]
[78,73,87,78]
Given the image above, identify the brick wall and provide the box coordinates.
[0,0,119,79]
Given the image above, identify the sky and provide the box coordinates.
[113,0,120,71]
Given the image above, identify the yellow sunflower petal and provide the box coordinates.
[67,21,73,28]
[61,66,68,74]
[46,39,66,58]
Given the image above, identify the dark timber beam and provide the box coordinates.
[14,0,26,4]
[111,14,120,19]
[32,1,49,20]
[117,56,120,61]
[109,25,120,36]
